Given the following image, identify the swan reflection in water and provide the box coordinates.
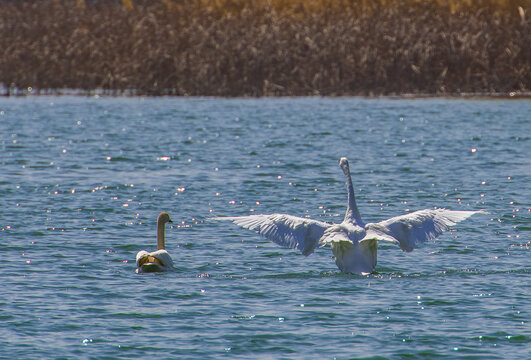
[215,157,484,274]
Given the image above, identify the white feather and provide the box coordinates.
[136,249,174,273]
[215,214,330,256]
[362,209,483,251]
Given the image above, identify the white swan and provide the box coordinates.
[136,212,174,273]
[215,157,483,274]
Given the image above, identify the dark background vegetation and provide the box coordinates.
[0,0,529,96]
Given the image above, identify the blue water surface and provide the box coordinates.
[1,96,529,359]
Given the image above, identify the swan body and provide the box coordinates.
[136,212,174,273]
[215,157,483,274]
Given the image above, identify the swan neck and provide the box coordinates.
[157,219,166,250]
[344,169,361,222]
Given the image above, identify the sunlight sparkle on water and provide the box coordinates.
[1,97,529,360]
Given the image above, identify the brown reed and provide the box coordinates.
[0,0,528,96]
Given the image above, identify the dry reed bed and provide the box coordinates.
[0,0,529,96]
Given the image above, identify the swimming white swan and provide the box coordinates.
[136,212,174,273]
[215,157,483,274]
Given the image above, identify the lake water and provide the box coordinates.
[1,96,529,359]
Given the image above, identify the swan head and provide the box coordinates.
[158,212,172,225]
[339,157,350,174]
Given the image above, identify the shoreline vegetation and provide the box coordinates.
[1,0,529,97]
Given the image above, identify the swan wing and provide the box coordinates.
[136,249,174,270]
[136,250,150,266]
[149,249,174,269]
[363,209,482,251]
[214,214,330,255]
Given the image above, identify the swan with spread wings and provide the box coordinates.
[215,158,483,274]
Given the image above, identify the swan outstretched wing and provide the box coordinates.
[363,209,482,251]
[214,214,330,255]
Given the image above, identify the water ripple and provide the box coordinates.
[1,97,530,359]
